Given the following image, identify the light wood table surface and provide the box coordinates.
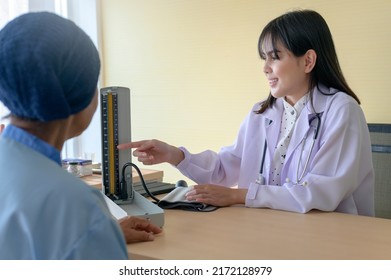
[128,206,391,260]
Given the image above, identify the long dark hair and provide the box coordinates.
[256,9,359,114]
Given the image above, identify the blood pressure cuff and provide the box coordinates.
[157,187,218,212]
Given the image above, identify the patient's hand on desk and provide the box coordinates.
[119,215,162,243]
[185,184,247,207]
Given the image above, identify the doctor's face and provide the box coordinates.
[261,39,310,105]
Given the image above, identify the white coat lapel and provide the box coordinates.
[263,99,284,164]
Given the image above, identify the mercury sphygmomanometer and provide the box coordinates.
[100,86,164,227]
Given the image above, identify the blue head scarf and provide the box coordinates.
[0,12,100,121]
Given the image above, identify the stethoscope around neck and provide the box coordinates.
[256,113,321,186]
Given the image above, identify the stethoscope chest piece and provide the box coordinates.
[285,177,308,186]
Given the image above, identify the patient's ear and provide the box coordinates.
[304,49,317,73]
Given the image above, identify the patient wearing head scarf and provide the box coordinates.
[0,12,162,260]
[0,12,121,261]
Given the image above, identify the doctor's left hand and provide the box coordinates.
[118,215,162,243]
[185,184,248,207]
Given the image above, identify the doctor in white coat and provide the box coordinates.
[119,10,374,216]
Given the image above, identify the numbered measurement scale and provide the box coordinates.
[101,86,130,199]
[100,87,164,227]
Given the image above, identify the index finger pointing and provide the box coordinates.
[117,140,146,150]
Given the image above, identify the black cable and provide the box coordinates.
[121,162,160,203]
[119,163,131,200]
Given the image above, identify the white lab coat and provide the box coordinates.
[177,85,375,216]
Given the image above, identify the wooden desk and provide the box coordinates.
[82,169,163,189]
[128,207,391,260]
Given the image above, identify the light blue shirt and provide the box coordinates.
[0,125,128,259]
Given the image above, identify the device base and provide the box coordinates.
[118,191,165,228]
